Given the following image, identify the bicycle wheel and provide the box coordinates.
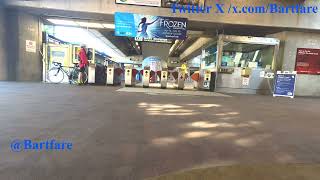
[70,69,80,85]
[48,67,65,83]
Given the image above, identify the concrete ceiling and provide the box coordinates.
[9,6,289,36]
[98,29,141,56]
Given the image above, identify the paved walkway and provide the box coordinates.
[117,87,231,97]
[0,82,319,180]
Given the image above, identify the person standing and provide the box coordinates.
[78,44,89,85]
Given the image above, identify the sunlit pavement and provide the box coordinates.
[0,82,319,180]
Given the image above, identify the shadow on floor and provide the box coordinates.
[147,164,320,180]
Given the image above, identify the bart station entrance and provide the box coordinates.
[2,1,320,180]
[41,17,281,96]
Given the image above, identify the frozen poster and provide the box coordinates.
[115,12,187,40]
[135,15,159,39]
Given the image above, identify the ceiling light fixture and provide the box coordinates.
[47,18,115,29]
[102,24,115,29]
[77,22,104,29]
[47,19,78,26]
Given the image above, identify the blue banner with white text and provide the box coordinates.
[115,12,188,40]
[273,73,297,98]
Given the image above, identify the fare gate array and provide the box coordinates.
[84,64,216,92]
[106,64,122,86]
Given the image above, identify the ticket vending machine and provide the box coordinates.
[72,47,95,84]
[177,68,186,90]
[143,67,150,88]
[161,68,168,89]
[125,65,136,87]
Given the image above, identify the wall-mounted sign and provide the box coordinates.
[295,48,320,75]
[116,0,161,7]
[273,71,297,98]
[261,71,275,79]
[135,37,172,44]
[265,72,275,79]
[115,12,188,40]
[162,0,205,8]
[26,40,36,53]
[242,77,250,86]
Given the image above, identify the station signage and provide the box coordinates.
[115,12,188,40]
[115,0,161,7]
[135,37,172,44]
[26,40,36,53]
[273,71,297,98]
[295,48,320,75]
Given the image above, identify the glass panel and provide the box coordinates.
[202,43,217,69]
[221,42,275,69]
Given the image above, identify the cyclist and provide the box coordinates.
[78,44,89,84]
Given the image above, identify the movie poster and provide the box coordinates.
[115,12,188,40]
[295,48,320,75]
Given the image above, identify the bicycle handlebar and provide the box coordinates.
[52,62,62,67]
[52,62,79,69]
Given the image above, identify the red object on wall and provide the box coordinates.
[295,48,320,75]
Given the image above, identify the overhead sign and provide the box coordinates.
[115,12,188,40]
[273,71,297,98]
[135,37,172,44]
[115,0,161,7]
[295,48,320,75]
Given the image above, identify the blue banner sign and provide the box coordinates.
[115,12,188,40]
[273,71,297,98]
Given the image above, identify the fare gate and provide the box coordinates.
[161,69,168,89]
[177,68,185,90]
[143,67,150,88]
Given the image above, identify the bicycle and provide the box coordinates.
[47,62,88,84]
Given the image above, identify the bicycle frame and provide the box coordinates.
[49,62,86,84]
[53,64,77,81]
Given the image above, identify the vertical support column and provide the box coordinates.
[215,35,224,90]
[6,9,42,81]
[0,5,8,80]
[272,43,280,71]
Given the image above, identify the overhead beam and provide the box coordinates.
[4,0,320,31]
[180,37,216,62]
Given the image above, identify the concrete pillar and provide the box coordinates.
[0,5,8,80]
[269,31,320,96]
[5,9,42,81]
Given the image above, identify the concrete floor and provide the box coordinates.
[0,82,320,180]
